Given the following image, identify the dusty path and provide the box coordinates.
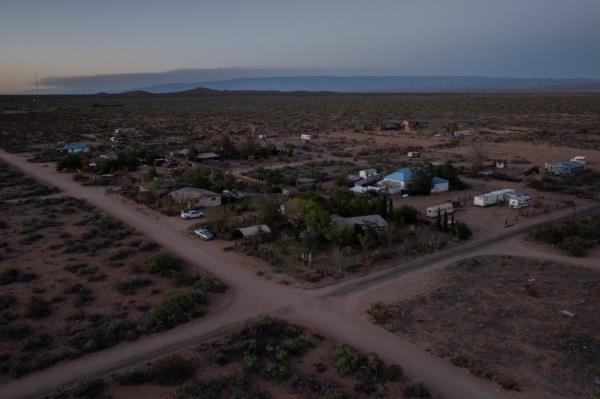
[1,150,597,399]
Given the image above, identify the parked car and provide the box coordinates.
[194,228,214,240]
[180,209,204,219]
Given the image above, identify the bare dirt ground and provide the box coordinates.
[368,255,600,399]
[0,161,228,383]
[54,317,431,399]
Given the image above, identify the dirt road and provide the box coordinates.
[1,150,596,399]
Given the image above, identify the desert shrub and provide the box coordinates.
[530,215,600,256]
[114,355,196,386]
[451,355,473,368]
[0,268,38,285]
[178,377,227,399]
[291,375,346,397]
[64,283,94,306]
[108,249,133,261]
[333,344,363,376]
[404,383,433,398]
[65,263,97,276]
[23,334,54,351]
[263,362,291,381]
[72,378,107,398]
[56,153,83,171]
[227,316,315,361]
[0,324,32,342]
[367,302,393,324]
[389,205,419,225]
[147,251,184,277]
[0,295,16,311]
[140,240,160,251]
[175,272,227,293]
[560,236,587,257]
[146,290,207,331]
[68,315,138,352]
[454,222,472,240]
[27,296,53,319]
[115,277,152,295]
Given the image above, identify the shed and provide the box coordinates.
[430,177,449,194]
[196,152,220,162]
[236,225,271,238]
[331,215,387,230]
[296,177,316,186]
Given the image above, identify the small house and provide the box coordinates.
[430,177,449,194]
[377,168,413,194]
[407,151,420,158]
[377,168,448,195]
[235,225,271,239]
[169,187,221,209]
[300,134,312,141]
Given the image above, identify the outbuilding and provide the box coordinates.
[545,160,584,176]
[426,203,454,218]
[235,225,271,239]
[169,187,221,209]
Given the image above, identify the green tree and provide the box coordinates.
[406,167,433,195]
[57,153,82,171]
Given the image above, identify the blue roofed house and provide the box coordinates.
[431,176,450,193]
[62,143,90,154]
[377,168,413,194]
[377,167,449,194]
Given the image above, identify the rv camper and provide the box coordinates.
[426,203,454,218]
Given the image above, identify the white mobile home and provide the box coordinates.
[426,203,454,218]
[300,134,312,141]
[508,193,530,209]
[474,189,516,207]
[474,193,498,207]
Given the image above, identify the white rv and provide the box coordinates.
[508,194,530,209]
[426,203,454,218]
[474,189,516,207]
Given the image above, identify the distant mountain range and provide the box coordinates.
[131,76,600,94]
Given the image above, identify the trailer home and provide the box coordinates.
[508,193,530,209]
[474,189,516,207]
[426,203,454,218]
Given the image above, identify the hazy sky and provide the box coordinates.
[1,0,600,93]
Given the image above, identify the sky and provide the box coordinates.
[1,0,599,93]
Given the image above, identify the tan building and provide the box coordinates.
[169,187,221,209]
